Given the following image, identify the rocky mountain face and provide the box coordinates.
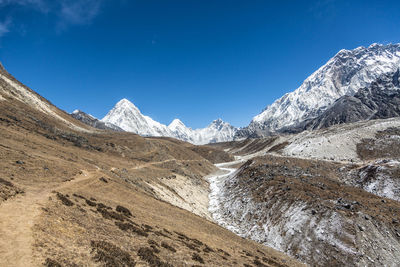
[70,110,123,131]
[237,43,400,138]
[297,69,400,131]
[101,99,238,145]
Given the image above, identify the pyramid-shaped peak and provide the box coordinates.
[116,98,134,106]
[169,118,184,126]
[113,98,140,111]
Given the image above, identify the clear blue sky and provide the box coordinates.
[1,0,400,128]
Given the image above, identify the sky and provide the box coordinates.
[0,0,400,128]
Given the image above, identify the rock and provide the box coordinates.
[99,177,108,183]
[311,210,317,215]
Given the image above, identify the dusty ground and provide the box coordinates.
[0,67,302,266]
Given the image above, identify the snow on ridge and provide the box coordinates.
[101,98,238,144]
[251,43,400,132]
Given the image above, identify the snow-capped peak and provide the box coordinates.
[101,98,171,137]
[101,98,237,144]
[194,119,237,144]
[114,98,140,111]
[209,118,227,129]
[248,43,400,134]
[168,118,186,129]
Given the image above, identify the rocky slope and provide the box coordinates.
[237,43,400,137]
[209,156,400,266]
[301,69,400,131]
[209,116,400,266]
[102,98,238,144]
[70,110,123,131]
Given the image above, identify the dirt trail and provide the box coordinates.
[130,159,203,170]
[0,170,95,267]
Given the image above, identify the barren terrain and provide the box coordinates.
[0,67,301,266]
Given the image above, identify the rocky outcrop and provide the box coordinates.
[302,69,400,130]
[70,110,123,131]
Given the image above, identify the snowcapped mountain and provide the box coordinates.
[239,43,400,137]
[302,69,400,130]
[101,98,238,144]
[102,99,173,137]
[193,119,238,144]
[168,118,193,141]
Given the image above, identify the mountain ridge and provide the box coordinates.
[236,43,400,138]
[101,98,238,145]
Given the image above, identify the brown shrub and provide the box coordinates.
[56,192,74,206]
[160,241,176,253]
[116,205,132,217]
[115,222,148,237]
[91,240,136,267]
[192,253,204,264]
[44,258,62,267]
[99,177,108,183]
[203,245,214,253]
[97,206,125,221]
[85,199,96,207]
[253,259,268,267]
[0,177,13,187]
[137,247,172,267]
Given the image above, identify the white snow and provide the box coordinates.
[251,44,400,133]
[357,160,400,201]
[102,99,238,144]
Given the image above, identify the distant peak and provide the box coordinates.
[169,118,187,129]
[114,98,139,110]
[72,109,81,114]
[369,43,382,48]
[116,98,133,105]
[170,118,183,124]
[212,118,224,124]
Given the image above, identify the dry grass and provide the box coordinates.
[0,77,302,267]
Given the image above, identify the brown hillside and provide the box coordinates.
[0,67,302,266]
